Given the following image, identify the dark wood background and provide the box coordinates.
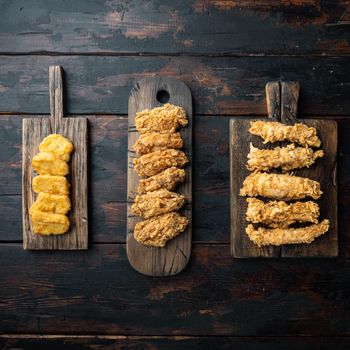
[1,1,350,349]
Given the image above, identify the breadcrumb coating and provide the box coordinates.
[30,209,70,235]
[32,175,69,195]
[39,134,73,162]
[30,193,71,215]
[32,152,69,176]
[249,121,321,147]
[246,219,329,247]
[240,172,322,200]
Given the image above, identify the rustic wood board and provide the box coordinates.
[127,77,192,276]
[22,66,88,250]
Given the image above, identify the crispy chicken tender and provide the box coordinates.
[135,103,188,134]
[132,189,185,219]
[246,219,329,247]
[246,198,320,228]
[39,134,73,162]
[134,149,188,177]
[247,143,324,172]
[30,193,71,215]
[133,132,183,155]
[30,209,70,235]
[137,167,186,194]
[240,172,322,200]
[249,121,321,147]
[32,152,69,176]
[32,175,69,195]
[134,212,189,247]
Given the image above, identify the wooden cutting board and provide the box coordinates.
[22,66,88,250]
[230,82,338,258]
[127,77,192,276]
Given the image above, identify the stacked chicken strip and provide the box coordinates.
[240,121,329,247]
[132,103,189,247]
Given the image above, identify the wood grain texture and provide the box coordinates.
[127,77,192,276]
[22,66,88,250]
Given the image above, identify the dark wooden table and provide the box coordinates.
[1,1,350,349]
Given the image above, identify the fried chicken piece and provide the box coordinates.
[133,132,183,155]
[135,103,188,134]
[39,134,74,162]
[246,219,329,247]
[249,121,321,147]
[137,167,186,194]
[32,175,69,195]
[247,143,324,172]
[246,198,320,228]
[134,212,189,247]
[132,189,185,219]
[134,149,188,177]
[240,172,322,200]
[32,152,69,176]
[30,193,71,215]
[30,209,70,235]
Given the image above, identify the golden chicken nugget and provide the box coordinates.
[39,134,73,162]
[30,193,71,215]
[30,209,70,235]
[32,152,69,176]
[32,175,69,195]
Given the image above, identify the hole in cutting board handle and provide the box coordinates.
[156,90,170,104]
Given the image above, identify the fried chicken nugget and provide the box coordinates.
[32,152,69,176]
[246,219,329,247]
[247,143,324,172]
[30,193,71,215]
[134,149,188,177]
[39,134,74,162]
[246,198,320,228]
[132,189,185,219]
[249,121,321,147]
[32,175,69,195]
[240,172,322,201]
[135,103,188,134]
[134,212,189,247]
[30,209,70,235]
[133,132,183,155]
[137,167,186,194]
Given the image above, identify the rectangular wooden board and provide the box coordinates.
[230,118,338,258]
[22,117,88,250]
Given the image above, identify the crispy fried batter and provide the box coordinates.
[30,209,70,235]
[30,193,71,215]
[132,189,185,219]
[246,219,329,247]
[249,121,321,147]
[134,212,189,247]
[134,149,188,177]
[137,167,186,194]
[240,172,322,200]
[247,143,324,172]
[32,175,69,195]
[133,132,183,155]
[32,152,69,176]
[135,103,188,134]
[246,198,320,228]
[39,134,73,162]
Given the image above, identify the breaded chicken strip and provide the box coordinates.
[30,193,71,215]
[30,209,70,235]
[134,212,189,247]
[132,189,185,219]
[133,132,183,155]
[249,121,321,147]
[32,175,69,195]
[246,198,320,228]
[39,134,73,162]
[134,149,188,177]
[240,172,322,200]
[138,167,185,194]
[247,143,324,172]
[246,219,329,247]
[32,152,69,176]
[135,103,188,134]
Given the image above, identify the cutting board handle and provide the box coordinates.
[49,65,64,133]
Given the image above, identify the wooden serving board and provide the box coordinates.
[127,77,192,276]
[22,66,88,250]
[230,81,338,258]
